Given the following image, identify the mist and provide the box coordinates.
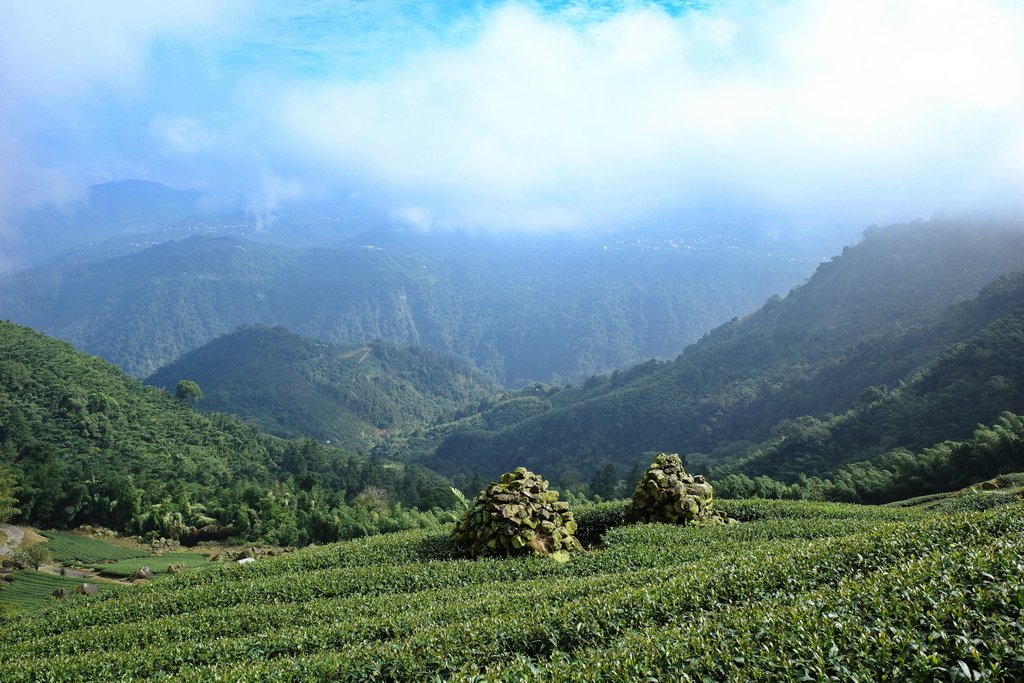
[2,0,1023,254]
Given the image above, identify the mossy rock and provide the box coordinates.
[624,453,729,525]
[451,467,582,558]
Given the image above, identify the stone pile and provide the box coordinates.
[451,468,582,559]
[624,453,728,525]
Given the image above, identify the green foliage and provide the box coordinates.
[173,379,202,402]
[0,571,116,613]
[0,229,812,385]
[147,325,496,453]
[38,532,148,565]
[0,321,450,544]
[451,468,581,558]
[87,552,212,578]
[0,500,1018,680]
[420,222,1024,480]
[716,412,1024,505]
[11,544,52,571]
[0,464,18,524]
[572,499,627,546]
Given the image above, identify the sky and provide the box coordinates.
[1,0,1023,241]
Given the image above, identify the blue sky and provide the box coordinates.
[2,0,1023,240]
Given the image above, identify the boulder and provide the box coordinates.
[451,467,582,559]
[166,563,185,574]
[134,566,155,580]
[76,583,99,596]
[624,453,729,525]
[51,588,66,599]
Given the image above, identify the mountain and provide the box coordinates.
[411,218,1024,481]
[6,180,205,269]
[0,321,451,546]
[724,270,1024,482]
[0,228,815,385]
[145,325,498,453]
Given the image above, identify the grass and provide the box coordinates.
[40,532,149,565]
[0,571,119,612]
[88,552,214,578]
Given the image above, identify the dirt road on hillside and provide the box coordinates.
[0,524,24,555]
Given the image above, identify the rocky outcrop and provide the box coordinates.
[451,468,581,560]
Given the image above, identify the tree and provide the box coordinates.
[175,380,203,403]
[590,463,620,500]
[0,465,20,524]
[13,542,52,570]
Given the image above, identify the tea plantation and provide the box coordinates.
[0,499,1022,681]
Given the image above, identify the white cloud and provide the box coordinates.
[278,0,1024,230]
[3,0,1024,248]
[148,116,220,156]
[0,0,238,263]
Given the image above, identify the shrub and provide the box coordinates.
[573,500,627,547]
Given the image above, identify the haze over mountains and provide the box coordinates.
[403,219,1024,485]
[0,181,821,385]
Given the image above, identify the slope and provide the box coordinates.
[146,325,498,452]
[0,321,449,545]
[733,270,1024,483]
[417,219,1024,479]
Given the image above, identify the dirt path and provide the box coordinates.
[340,346,372,364]
[0,524,24,555]
[38,564,124,584]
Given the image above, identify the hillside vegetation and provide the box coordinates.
[0,321,451,545]
[146,325,497,453]
[1,499,1021,680]
[0,228,813,384]
[415,220,1024,484]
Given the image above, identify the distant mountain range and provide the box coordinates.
[1,223,815,385]
[6,180,205,269]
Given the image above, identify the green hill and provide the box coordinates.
[415,219,1024,481]
[0,229,814,384]
[724,272,1024,482]
[2,499,1022,680]
[0,321,450,546]
[145,326,497,453]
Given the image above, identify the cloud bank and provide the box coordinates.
[279,0,1024,230]
[2,0,1024,241]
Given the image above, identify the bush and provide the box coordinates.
[573,500,627,547]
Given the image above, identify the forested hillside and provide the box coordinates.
[0,322,451,545]
[415,220,1024,482]
[0,228,813,384]
[146,326,497,453]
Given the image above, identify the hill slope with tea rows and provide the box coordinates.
[1,498,1022,680]
[146,325,497,453]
